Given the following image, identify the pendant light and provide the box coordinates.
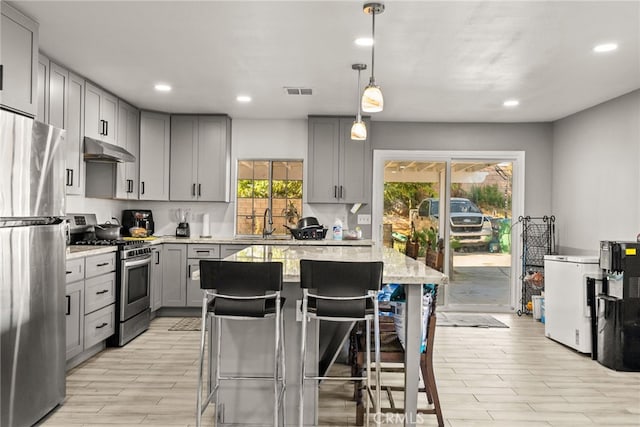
[351,63,367,140]
[361,2,385,113]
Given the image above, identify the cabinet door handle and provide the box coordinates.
[127,180,131,193]
[334,185,337,198]
[96,289,109,295]
[192,183,196,196]
[155,251,160,265]
[96,262,109,267]
[99,119,105,135]
[0,65,3,91]
[105,120,108,136]
[65,295,71,316]
[141,181,145,195]
[96,322,108,329]
[188,264,191,278]
[65,169,70,186]
[69,169,74,186]
[198,184,201,197]
[339,185,343,199]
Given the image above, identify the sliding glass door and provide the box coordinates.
[373,151,523,312]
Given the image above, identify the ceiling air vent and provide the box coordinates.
[284,87,313,95]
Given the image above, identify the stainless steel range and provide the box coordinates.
[68,214,151,346]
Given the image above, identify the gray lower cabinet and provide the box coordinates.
[307,116,371,203]
[65,253,116,365]
[65,258,85,360]
[1,2,39,116]
[150,246,163,311]
[162,244,187,306]
[186,244,220,307]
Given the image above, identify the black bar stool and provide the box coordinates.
[299,259,383,426]
[196,260,286,427]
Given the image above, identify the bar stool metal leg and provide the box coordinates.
[299,290,308,427]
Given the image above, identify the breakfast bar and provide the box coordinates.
[204,244,447,426]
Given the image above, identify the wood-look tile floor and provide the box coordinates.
[40,314,640,426]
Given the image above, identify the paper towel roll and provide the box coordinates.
[202,213,211,237]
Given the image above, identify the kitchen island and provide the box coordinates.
[202,245,446,426]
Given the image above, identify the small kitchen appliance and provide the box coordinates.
[596,241,640,371]
[284,216,327,240]
[122,209,155,236]
[176,208,191,237]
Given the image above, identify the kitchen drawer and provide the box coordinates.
[84,272,116,314]
[85,252,116,278]
[65,258,85,283]
[84,303,115,349]
[187,244,220,259]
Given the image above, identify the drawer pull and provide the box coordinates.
[96,289,109,295]
[96,262,109,267]
[66,270,72,274]
[96,322,108,329]
[196,250,210,254]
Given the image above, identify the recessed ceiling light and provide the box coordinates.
[593,43,618,53]
[503,99,519,108]
[236,95,252,103]
[355,37,374,46]
[154,84,171,92]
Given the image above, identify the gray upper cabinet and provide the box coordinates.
[170,115,231,202]
[65,72,84,195]
[1,2,39,117]
[49,62,69,130]
[139,111,171,200]
[114,100,140,200]
[84,81,117,145]
[307,116,371,204]
[36,54,49,122]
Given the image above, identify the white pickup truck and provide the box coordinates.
[410,197,493,249]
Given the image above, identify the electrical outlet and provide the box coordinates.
[357,214,371,225]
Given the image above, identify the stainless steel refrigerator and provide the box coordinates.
[1,109,67,426]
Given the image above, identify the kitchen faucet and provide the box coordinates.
[263,208,274,238]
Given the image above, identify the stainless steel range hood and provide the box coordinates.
[84,137,135,163]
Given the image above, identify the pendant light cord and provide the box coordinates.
[356,68,362,121]
[370,10,376,83]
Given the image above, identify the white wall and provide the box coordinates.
[551,90,640,255]
[370,121,554,216]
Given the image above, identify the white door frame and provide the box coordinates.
[372,149,525,311]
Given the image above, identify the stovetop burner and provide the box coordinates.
[72,239,144,248]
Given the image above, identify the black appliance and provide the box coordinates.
[597,241,640,371]
[284,216,327,240]
[122,209,154,236]
[69,213,151,347]
[176,222,190,237]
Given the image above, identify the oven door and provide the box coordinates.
[120,254,151,322]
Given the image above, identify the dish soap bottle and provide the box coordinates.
[332,218,343,240]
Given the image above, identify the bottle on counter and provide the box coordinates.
[332,218,343,240]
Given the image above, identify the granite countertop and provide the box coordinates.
[225,245,448,285]
[65,245,117,260]
[65,236,372,259]
[153,236,372,246]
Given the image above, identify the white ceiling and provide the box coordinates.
[15,0,640,122]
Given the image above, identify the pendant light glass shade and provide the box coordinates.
[362,83,383,113]
[362,2,385,113]
[351,63,368,141]
[351,120,367,140]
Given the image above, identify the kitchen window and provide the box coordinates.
[236,160,303,236]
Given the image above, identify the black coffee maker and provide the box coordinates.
[121,210,155,236]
